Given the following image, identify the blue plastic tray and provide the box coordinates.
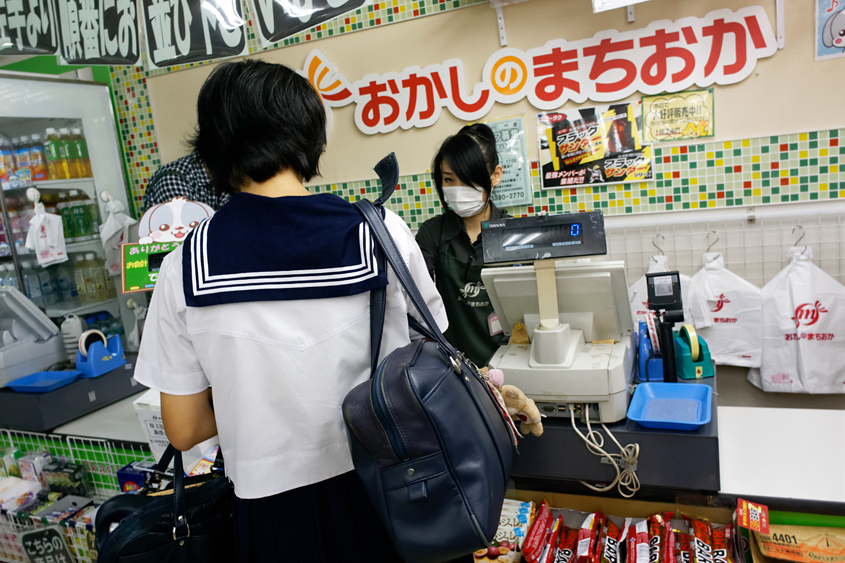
[627,382,712,431]
[6,371,81,394]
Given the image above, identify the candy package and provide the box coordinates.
[539,517,565,563]
[628,519,649,563]
[556,527,579,563]
[649,513,675,563]
[576,512,607,563]
[711,525,734,563]
[523,501,553,563]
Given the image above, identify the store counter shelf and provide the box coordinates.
[44,297,119,318]
[66,239,102,253]
[3,178,95,195]
[510,374,719,494]
[0,354,145,433]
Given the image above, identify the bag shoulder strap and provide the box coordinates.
[356,153,461,372]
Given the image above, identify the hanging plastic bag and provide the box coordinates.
[127,305,147,348]
[749,246,845,393]
[690,253,762,368]
[25,201,68,267]
[99,199,137,277]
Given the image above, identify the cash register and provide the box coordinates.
[480,211,635,423]
[0,287,66,387]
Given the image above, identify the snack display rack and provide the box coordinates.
[0,429,153,563]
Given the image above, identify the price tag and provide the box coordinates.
[737,498,769,534]
[19,526,75,563]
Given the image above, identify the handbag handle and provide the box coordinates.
[355,153,463,373]
[153,444,191,541]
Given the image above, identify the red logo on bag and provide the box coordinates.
[711,294,730,312]
[792,301,828,328]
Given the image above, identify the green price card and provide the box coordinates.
[121,241,184,293]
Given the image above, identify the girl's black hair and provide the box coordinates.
[432,123,499,209]
[190,59,327,196]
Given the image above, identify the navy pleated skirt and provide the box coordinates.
[233,470,402,562]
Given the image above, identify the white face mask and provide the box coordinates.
[443,185,488,218]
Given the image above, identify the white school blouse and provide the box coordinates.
[134,208,448,499]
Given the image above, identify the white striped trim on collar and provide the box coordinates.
[189,216,380,297]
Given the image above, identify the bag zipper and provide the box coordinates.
[371,354,411,461]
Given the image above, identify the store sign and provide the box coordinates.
[484,115,533,207]
[249,0,367,48]
[538,103,653,188]
[0,0,58,54]
[642,88,714,142]
[19,526,75,563]
[141,0,247,69]
[303,6,776,135]
[56,0,140,65]
[121,241,183,293]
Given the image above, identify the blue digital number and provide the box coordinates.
[570,223,581,237]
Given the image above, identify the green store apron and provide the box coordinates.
[435,228,501,367]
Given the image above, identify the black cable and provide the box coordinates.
[644,352,661,381]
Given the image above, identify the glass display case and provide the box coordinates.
[0,74,144,353]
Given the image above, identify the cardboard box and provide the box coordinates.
[754,525,845,563]
[132,389,218,469]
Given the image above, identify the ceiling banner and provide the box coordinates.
[141,0,247,69]
[302,6,776,135]
[56,0,140,65]
[0,0,58,54]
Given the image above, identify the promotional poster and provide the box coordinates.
[538,103,653,188]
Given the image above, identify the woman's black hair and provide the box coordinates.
[432,123,499,209]
[190,59,326,196]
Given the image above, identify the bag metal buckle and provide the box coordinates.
[172,522,191,541]
[449,356,462,375]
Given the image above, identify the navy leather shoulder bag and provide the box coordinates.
[343,153,516,563]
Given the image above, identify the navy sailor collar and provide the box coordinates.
[183,192,387,307]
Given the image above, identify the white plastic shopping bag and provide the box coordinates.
[749,246,845,393]
[690,252,762,368]
[25,202,67,267]
[100,199,137,277]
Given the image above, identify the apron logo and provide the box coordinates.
[792,300,828,328]
[711,293,730,312]
[460,281,485,299]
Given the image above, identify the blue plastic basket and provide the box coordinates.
[6,370,81,394]
[627,382,712,431]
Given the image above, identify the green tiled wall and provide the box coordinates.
[307,129,845,231]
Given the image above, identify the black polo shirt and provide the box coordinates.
[415,204,510,278]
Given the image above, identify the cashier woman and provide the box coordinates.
[416,124,509,367]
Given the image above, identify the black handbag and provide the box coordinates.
[95,445,234,563]
[343,154,517,563]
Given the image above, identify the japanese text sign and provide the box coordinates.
[121,241,183,293]
[141,0,247,69]
[483,115,533,207]
[0,0,58,54]
[56,0,139,64]
[302,6,776,135]
[737,498,769,534]
[538,103,653,188]
[249,0,367,48]
[642,88,714,142]
[19,526,74,563]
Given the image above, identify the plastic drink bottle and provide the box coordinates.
[82,252,107,303]
[57,128,73,179]
[28,134,47,181]
[57,191,77,242]
[84,194,101,237]
[73,254,94,305]
[8,138,20,189]
[13,135,31,188]
[55,262,79,305]
[21,261,44,308]
[94,254,117,298]
[67,129,84,179]
[71,128,92,178]
[39,265,60,306]
[69,189,94,241]
[0,134,13,190]
[44,129,64,180]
